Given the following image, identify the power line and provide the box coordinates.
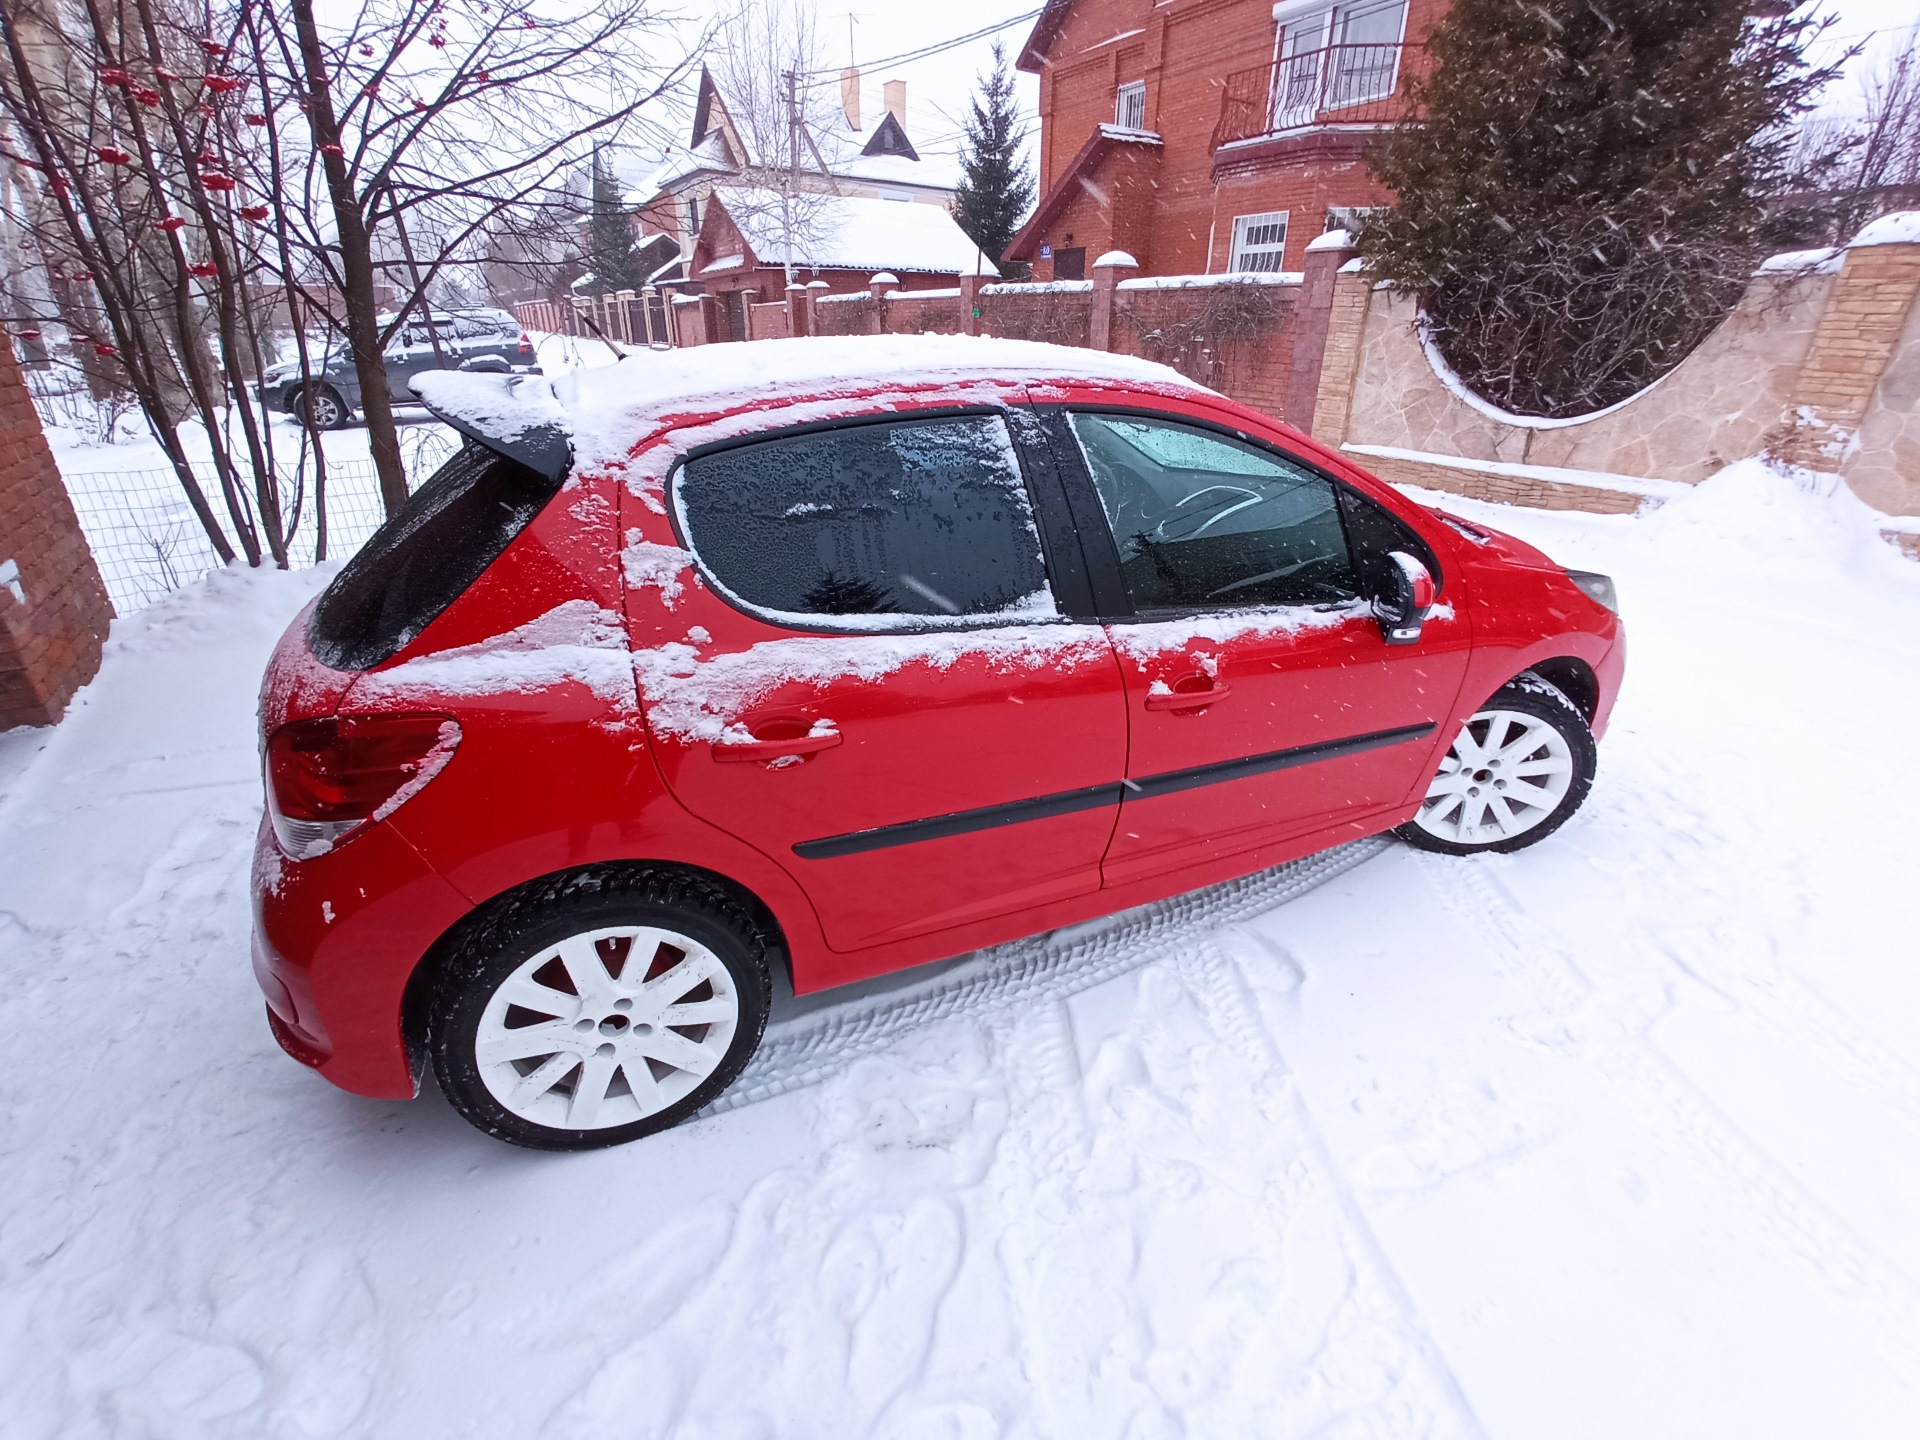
[800,8,1044,90]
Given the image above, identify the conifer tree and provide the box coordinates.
[588,148,643,294]
[1360,0,1841,417]
[952,43,1036,278]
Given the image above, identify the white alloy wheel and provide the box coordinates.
[474,925,740,1130]
[1414,707,1576,846]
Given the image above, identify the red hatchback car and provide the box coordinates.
[252,336,1623,1149]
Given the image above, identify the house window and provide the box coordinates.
[683,193,701,242]
[1325,205,1386,236]
[1272,0,1406,128]
[878,188,913,203]
[1228,212,1289,273]
[1115,80,1146,131]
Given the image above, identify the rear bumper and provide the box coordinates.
[250,814,474,1099]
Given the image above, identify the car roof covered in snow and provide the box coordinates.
[413,336,1212,480]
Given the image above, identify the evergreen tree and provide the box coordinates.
[588,147,643,293]
[1360,0,1841,417]
[952,43,1037,278]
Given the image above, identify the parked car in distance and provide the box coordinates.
[256,307,536,430]
[251,336,1624,1150]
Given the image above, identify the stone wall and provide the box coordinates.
[1323,216,1920,528]
[1338,267,1834,483]
[1,331,114,732]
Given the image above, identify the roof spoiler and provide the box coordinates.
[409,370,572,482]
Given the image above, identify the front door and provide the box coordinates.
[626,407,1129,952]
[1052,407,1471,888]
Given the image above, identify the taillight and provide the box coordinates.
[517,333,533,355]
[265,714,460,859]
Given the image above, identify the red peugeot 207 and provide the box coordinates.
[252,336,1623,1149]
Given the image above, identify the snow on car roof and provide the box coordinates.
[553,334,1211,470]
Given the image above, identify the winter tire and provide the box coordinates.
[1397,672,1596,856]
[295,384,348,431]
[429,868,772,1150]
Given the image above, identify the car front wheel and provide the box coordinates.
[430,868,772,1150]
[1397,674,1596,856]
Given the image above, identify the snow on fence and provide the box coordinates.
[64,460,393,616]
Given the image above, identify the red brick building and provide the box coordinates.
[1008,0,1447,280]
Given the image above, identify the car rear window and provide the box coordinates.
[307,441,562,671]
[675,413,1054,626]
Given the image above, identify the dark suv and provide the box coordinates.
[258,308,536,429]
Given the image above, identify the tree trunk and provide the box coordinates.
[289,0,409,517]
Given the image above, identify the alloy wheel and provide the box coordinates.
[1413,707,1576,846]
[474,925,740,1130]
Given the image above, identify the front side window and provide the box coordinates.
[1115,80,1146,131]
[677,414,1055,627]
[1229,211,1290,273]
[1069,412,1357,610]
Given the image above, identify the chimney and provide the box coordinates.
[884,79,906,126]
[840,67,860,130]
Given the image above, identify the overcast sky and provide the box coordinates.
[788,1,1915,169]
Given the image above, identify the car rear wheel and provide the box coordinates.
[1397,674,1596,856]
[294,384,348,431]
[430,869,772,1150]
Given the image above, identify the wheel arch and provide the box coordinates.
[399,857,791,1080]
[1520,655,1599,722]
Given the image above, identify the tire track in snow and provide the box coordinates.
[704,837,1395,1117]
[1411,848,1920,1387]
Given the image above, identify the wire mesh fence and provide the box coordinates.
[62,429,461,616]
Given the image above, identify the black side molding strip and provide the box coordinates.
[792,722,1436,860]
[793,781,1125,860]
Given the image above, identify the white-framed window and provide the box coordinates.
[1271,0,1407,129]
[1325,204,1386,235]
[1115,80,1146,131]
[1229,211,1289,273]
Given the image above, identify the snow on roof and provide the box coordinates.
[1092,250,1138,269]
[714,186,999,278]
[1097,124,1163,145]
[552,334,1205,470]
[1306,228,1355,252]
[1850,211,1920,248]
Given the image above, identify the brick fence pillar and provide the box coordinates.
[1089,250,1137,352]
[868,273,898,335]
[959,274,983,337]
[1309,261,1374,446]
[786,282,811,339]
[1769,216,1920,473]
[1289,230,1360,430]
[0,331,114,732]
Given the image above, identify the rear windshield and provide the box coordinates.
[307,441,561,671]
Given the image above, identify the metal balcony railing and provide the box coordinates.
[1213,42,1425,151]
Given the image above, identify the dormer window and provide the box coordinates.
[1115,81,1146,132]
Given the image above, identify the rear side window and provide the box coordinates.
[1069,412,1358,610]
[308,441,562,671]
[676,414,1054,626]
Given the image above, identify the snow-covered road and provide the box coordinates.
[1,463,1916,1438]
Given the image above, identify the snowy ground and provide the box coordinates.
[1,462,1917,1438]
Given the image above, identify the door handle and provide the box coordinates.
[1144,680,1232,712]
[711,730,843,763]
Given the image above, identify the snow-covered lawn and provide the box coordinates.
[1,463,1916,1438]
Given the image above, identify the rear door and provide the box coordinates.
[1042,404,1471,887]
[623,405,1129,953]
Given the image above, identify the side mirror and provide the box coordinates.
[1372,550,1435,645]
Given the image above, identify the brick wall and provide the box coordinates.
[1,333,114,732]
[1020,0,1450,275]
